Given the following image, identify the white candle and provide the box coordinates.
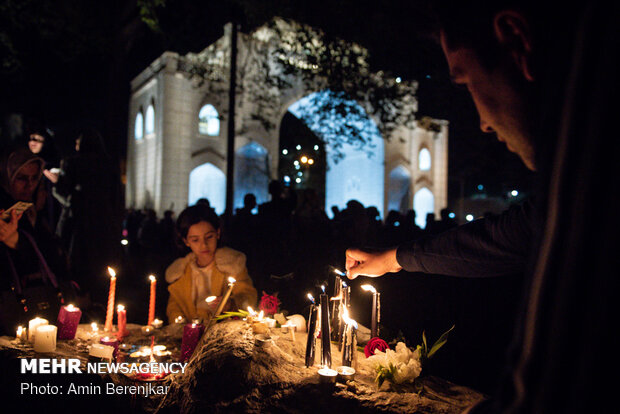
[28,317,48,343]
[33,325,57,352]
[89,343,114,361]
[152,318,163,329]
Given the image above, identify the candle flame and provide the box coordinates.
[228,276,236,284]
[205,296,217,303]
[107,267,116,278]
[66,304,75,311]
[149,274,156,282]
[307,293,315,304]
[361,284,377,294]
[333,268,345,276]
[258,310,264,320]
[247,306,257,316]
[341,308,359,329]
[117,304,124,311]
[191,323,196,328]
[321,285,325,293]
[91,322,98,331]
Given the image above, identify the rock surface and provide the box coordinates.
[155,320,485,413]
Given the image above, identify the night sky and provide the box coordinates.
[0,0,534,206]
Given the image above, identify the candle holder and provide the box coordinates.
[336,366,356,382]
[318,367,337,385]
[100,336,120,358]
[152,318,163,329]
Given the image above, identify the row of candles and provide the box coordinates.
[306,268,381,383]
[14,266,164,356]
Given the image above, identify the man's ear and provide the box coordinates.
[494,10,535,81]
[183,237,190,247]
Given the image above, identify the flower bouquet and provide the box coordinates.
[364,325,454,391]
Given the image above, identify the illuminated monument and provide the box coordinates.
[126,20,448,227]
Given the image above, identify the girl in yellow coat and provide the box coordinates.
[165,205,257,323]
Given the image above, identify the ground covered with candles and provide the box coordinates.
[0,319,484,413]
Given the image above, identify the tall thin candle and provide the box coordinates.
[319,285,332,368]
[147,275,156,326]
[104,267,116,332]
[361,284,379,338]
[305,293,318,367]
[212,277,236,318]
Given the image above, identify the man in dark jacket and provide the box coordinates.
[347,1,618,413]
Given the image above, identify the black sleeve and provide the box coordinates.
[396,199,539,278]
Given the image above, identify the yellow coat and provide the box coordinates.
[165,247,257,323]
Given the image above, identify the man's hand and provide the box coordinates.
[0,209,22,249]
[345,247,402,280]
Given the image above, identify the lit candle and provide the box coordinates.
[336,365,356,382]
[57,304,82,340]
[181,322,205,362]
[147,275,156,326]
[361,284,380,338]
[212,277,236,318]
[319,285,332,368]
[91,322,99,335]
[341,308,358,368]
[305,293,318,367]
[16,326,27,342]
[174,316,186,324]
[100,336,120,358]
[116,305,127,339]
[104,267,117,332]
[318,367,337,384]
[330,268,345,342]
[28,317,48,343]
[152,318,163,329]
[33,325,57,352]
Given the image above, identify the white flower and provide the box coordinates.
[365,342,422,385]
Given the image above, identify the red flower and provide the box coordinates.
[364,337,390,358]
[258,291,280,315]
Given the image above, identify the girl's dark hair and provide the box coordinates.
[176,204,221,240]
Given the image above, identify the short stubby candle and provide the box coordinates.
[16,326,27,342]
[89,343,114,362]
[28,317,48,343]
[57,304,82,340]
[34,325,57,352]
[318,367,338,384]
[116,305,127,339]
[100,336,120,358]
[181,323,205,362]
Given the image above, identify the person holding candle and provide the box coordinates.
[165,204,257,323]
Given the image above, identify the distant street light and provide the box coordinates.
[466,214,474,222]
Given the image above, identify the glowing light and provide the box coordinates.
[448,212,456,219]
[294,160,299,166]
[313,145,319,150]
[301,156,308,163]
[107,267,116,278]
[228,277,236,284]
[295,178,301,183]
[205,296,217,303]
[296,145,301,150]
[308,158,314,165]
[466,214,474,222]
[341,308,358,329]
[117,304,124,311]
[283,175,291,183]
[121,239,128,246]
[307,293,315,304]
[395,77,402,83]
[477,184,484,191]
[361,284,377,294]
[332,268,345,276]
[149,275,156,282]
[282,149,288,155]
[511,190,519,197]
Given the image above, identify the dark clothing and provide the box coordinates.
[54,153,122,302]
[396,199,540,278]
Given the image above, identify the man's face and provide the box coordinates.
[11,162,41,201]
[440,32,536,171]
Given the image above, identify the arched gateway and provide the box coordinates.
[126,19,448,220]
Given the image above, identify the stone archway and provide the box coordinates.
[388,165,411,214]
[188,163,226,214]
